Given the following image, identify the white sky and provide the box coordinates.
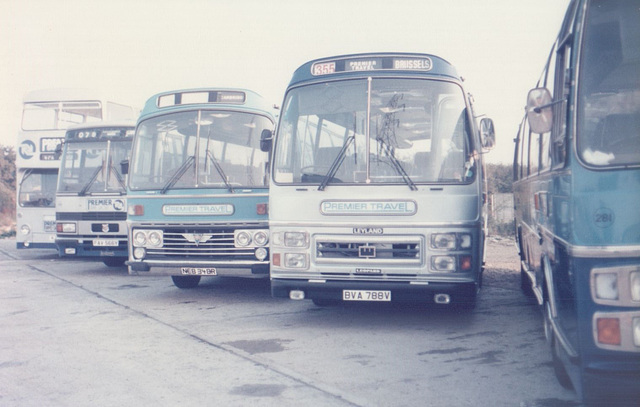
[1,0,570,164]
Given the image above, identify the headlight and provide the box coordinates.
[284,253,307,268]
[431,234,456,250]
[633,317,640,347]
[133,229,163,248]
[235,231,252,247]
[284,232,308,248]
[630,271,640,302]
[133,231,147,247]
[148,231,163,247]
[254,231,269,246]
[594,272,619,301]
[20,225,30,235]
[431,255,456,272]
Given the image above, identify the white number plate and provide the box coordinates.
[181,267,217,276]
[343,290,391,302]
[93,239,119,247]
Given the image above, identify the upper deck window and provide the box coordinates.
[22,101,102,131]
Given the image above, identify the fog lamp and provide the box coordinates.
[594,272,618,300]
[255,247,268,261]
[133,247,146,259]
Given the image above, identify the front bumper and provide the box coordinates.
[271,278,478,304]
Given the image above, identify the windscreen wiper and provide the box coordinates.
[79,165,103,196]
[160,155,195,194]
[109,160,126,192]
[318,135,355,191]
[378,142,417,191]
[206,151,234,193]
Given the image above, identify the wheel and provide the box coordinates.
[103,257,126,267]
[171,275,201,289]
[545,302,573,390]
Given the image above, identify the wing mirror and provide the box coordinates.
[526,87,555,134]
[120,159,129,175]
[260,129,273,152]
[479,118,496,150]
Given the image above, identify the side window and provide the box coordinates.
[550,2,578,168]
[514,117,525,181]
[540,44,557,172]
[529,132,540,175]
[521,120,531,178]
[550,45,572,168]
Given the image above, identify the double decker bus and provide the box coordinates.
[514,0,640,404]
[55,122,135,267]
[263,53,495,309]
[125,88,276,289]
[16,88,137,249]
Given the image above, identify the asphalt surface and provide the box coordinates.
[0,237,582,407]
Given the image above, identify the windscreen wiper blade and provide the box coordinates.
[78,165,103,196]
[206,151,234,193]
[379,142,417,191]
[318,135,355,191]
[160,155,195,194]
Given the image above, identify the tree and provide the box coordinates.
[0,145,16,235]
[485,163,513,194]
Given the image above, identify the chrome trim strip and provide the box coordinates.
[534,224,640,258]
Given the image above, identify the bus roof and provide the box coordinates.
[288,52,461,87]
[22,88,105,103]
[138,88,277,122]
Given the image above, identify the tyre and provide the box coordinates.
[171,275,201,289]
[103,257,126,267]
